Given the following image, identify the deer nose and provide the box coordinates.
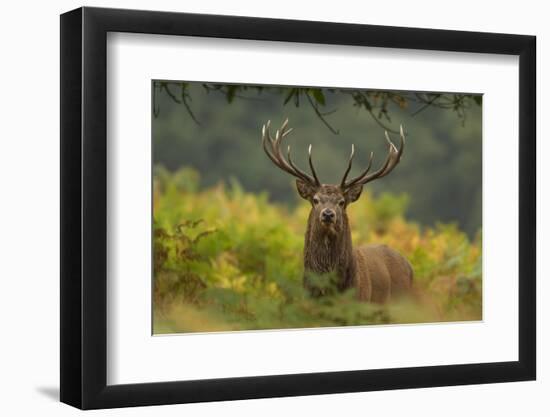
[321,208,335,222]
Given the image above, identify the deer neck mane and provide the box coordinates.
[303,211,354,285]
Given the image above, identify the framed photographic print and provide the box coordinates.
[60,6,536,409]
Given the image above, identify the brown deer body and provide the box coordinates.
[262,119,413,303]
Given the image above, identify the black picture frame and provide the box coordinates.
[60,6,536,410]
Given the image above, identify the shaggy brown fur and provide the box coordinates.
[301,184,413,303]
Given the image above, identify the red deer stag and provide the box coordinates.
[261,119,413,303]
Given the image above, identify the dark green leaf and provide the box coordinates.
[311,89,326,106]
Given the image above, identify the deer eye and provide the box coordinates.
[313,196,320,205]
[338,199,345,207]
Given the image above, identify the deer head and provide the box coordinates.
[261,118,405,235]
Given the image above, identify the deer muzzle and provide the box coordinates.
[320,208,336,224]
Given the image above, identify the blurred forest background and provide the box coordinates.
[152,81,482,334]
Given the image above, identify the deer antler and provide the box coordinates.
[262,118,320,186]
[340,125,405,189]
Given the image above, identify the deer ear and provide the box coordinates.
[296,179,316,200]
[344,183,363,203]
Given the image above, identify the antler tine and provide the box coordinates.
[261,119,318,185]
[377,127,405,176]
[287,144,318,183]
[342,150,374,189]
[340,144,355,188]
[361,127,405,183]
[280,117,289,133]
[262,122,298,176]
[274,126,313,182]
[342,125,405,189]
[262,123,293,175]
[282,127,293,137]
[308,145,321,186]
[264,125,298,176]
[378,126,405,175]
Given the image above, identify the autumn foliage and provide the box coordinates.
[153,167,482,334]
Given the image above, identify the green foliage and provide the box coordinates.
[153,168,482,334]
